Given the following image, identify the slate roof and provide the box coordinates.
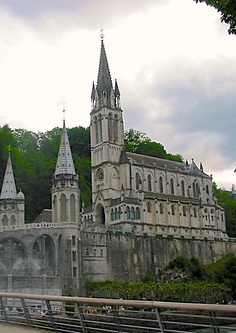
[126,152,210,178]
[0,153,17,199]
[54,119,76,176]
[34,209,52,223]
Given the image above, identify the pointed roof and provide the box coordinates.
[96,38,113,96]
[0,153,17,199]
[54,119,76,176]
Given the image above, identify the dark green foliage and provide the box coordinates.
[124,128,184,162]
[86,255,236,303]
[85,279,230,303]
[213,183,236,237]
[194,0,236,34]
[166,256,205,280]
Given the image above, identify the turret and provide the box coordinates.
[51,114,82,296]
[0,151,25,228]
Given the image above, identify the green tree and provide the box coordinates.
[213,183,236,237]
[124,128,151,152]
[194,0,236,34]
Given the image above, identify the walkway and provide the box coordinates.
[0,322,54,333]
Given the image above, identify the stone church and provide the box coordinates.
[0,37,232,297]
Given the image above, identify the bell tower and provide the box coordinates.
[90,35,125,206]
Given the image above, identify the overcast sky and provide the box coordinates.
[0,0,235,190]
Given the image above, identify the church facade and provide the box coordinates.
[0,37,232,297]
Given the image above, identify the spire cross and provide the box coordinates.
[100,28,104,40]
[63,108,65,127]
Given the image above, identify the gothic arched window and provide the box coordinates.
[70,194,76,222]
[147,174,152,192]
[170,178,174,195]
[135,172,142,190]
[159,176,163,193]
[136,207,140,219]
[181,180,185,196]
[60,193,67,222]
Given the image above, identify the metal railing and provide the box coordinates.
[0,292,236,332]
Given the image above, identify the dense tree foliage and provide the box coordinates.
[86,254,236,303]
[213,183,236,237]
[194,0,236,34]
[124,129,184,162]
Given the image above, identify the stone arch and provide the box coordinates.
[33,234,55,275]
[95,203,106,225]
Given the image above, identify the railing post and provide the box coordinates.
[209,311,220,333]
[155,308,165,333]
[112,306,123,333]
[75,302,88,333]
[45,299,56,330]
[0,297,8,322]
[20,297,32,327]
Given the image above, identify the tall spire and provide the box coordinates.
[54,111,76,176]
[0,152,17,199]
[96,36,113,96]
[91,33,121,111]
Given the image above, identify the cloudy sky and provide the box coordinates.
[0,0,235,190]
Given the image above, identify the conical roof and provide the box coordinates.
[96,38,113,96]
[54,119,76,176]
[0,153,17,199]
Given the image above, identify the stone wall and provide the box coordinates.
[82,232,236,282]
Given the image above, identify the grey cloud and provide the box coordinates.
[121,55,236,174]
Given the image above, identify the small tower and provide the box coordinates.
[51,113,82,295]
[0,150,25,229]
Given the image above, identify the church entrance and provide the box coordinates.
[96,204,105,225]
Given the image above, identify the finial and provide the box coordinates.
[63,108,65,127]
[8,143,11,153]
[100,28,104,40]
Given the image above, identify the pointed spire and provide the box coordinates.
[54,111,76,176]
[91,81,95,101]
[0,152,17,199]
[96,37,113,96]
[200,162,203,172]
[114,79,120,97]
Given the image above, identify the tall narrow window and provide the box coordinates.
[160,203,163,214]
[131,207,135,219]
[114,114,118,142]
[170,178,174,194]
[171,205,175,215]
[70,194,76,222]
[60,194,67,222]
[136,207,140,219]
[147,174,152,191]
[136,173,142,190]
[181,180,185,196]
[192,183,196,197]
[53,195,57,223]
[126,207,130,219]
[159,177,163,193]
[108,114,112,141]
[183,206,186,216]
[2,215,8,226]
